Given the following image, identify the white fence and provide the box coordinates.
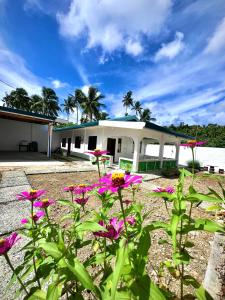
[146,145,225,170]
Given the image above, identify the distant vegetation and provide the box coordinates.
[168,123,225,148]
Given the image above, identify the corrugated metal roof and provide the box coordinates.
[0,106,55,121]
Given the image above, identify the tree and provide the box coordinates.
[122,91,133,116]
[2,88,30,110]
[30,95,43,113]
[140,108,156,122]
[96,111,109,120]
[75,86,105,122]
[61,96,75,121]
[132,101,143,117]
[72,89,83,124]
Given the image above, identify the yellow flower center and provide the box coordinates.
[42,198,49,203]
[188,140,197,144]
[78,184,87,187]
[112,173,125,187]
[94,148,101,152]
[0,239,5,246]
[30,189,37,194]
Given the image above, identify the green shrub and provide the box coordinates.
[187,160,201,170]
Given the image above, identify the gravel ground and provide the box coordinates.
[27,171,224,298]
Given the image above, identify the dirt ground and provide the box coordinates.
[27,171,225,297]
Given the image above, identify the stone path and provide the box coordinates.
[0,171,32,299]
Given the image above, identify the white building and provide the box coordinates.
[54,116,191,172]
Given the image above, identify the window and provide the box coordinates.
[139,141,142,153]
[117,138,122,153]
[88,136,97,150]
[62,138,66,147]
[75,136,82,149]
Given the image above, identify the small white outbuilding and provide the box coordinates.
[54,115,192,172]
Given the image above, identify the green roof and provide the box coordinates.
[54,114,193,139]
[0,106,55,121]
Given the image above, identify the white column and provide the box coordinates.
[175,144,180,166]
[159,139,164,168]
[132,138,140,172]
[47,123,53,158]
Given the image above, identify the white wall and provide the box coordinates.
[146,145,225,169]
[0,118,48,152]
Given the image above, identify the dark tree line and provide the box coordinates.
[168,123,225,148]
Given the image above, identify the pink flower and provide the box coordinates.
[16,189,46,201]
[74,197,89,206]
[63,185,76,192]
[125,216,136,225]
[73,184,94,195]
[98,173,142,194]
[85,149,109,157]
[153,186,175,194]
[94,217,124,240]
[123,199,133,206]
[34,198,55,208]
[21,218,28,224]
[0,233,20,255]
[32,211,45,222]
[180,140,206,148]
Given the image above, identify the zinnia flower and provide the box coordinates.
[86,149,109,157]
[63,185,76,192]
[16,189,46,201]
[153,186,175,194]
[73,184,93,195]
[98,173,142,194]
[0,233,20,255]
[74,197,89,206]
[32,211,45,222]
[125,216,136,225]
[180,140,206,148]
[123,199,133,206]
[94,217,124,240]
[21,218,29,224]
[34,198,55,208]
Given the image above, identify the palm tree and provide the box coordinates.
[30,95,43,113]
[122,91,133,116]
[140,108,156,122]
[2,88,30,110]
[75,86,105,122]
[61,96,75,121]
[132,101,143,117]
[96,111,109,120]
[72,89,83,124]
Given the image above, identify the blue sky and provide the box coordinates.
[0,0,225,125]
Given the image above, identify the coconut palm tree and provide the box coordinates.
[132,101,143,117]
[2,88,30,110]
[61,96,75,121]
[71,89,83,124]
[75,86,105,122]
[30,95,43,113]
[122,91,133,116]
[140,108,156,122]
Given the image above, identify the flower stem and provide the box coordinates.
[118,189,128,240]
[4,253,29,295]
[97,157,101,178]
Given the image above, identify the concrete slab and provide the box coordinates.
[0,176,29,188]
[0,185,31,203]
[1,171,25,178]
[0,201,30,235]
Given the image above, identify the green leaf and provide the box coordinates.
[170,214,180,251]
[111,239,128,300]
[205,205,222,211]
[207,188,223,200]
[39,242,63,260]
[194,219,224,233]
[183,275,200,288]
[28,289,47,300]
[172,250,192,265]
[46,281,63,300]
[65,258,100,297]
[58,199,74,207]
[195,285,214,300]
[186,193,222,203]
[76,221,107,233]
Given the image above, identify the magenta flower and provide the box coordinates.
[16,189,46,201]
[180,140,206,148]
[125,216,136,225]
[32,211,45,222]
[63,185,76,192]
[74,197,89,206]
[73,184,94,195]
[34,198,55,208]
[85,149,109,157]
[153,186,175,194]
[21,218,29,224]
[0,233,20,255]
[94,217,124,240]
[98,173,142,194]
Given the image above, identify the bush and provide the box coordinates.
[187,160,201,170]
[161,167,180,178]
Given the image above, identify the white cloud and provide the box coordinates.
[51,79,68,89]
[0,39,43,98]
[204,17,225,54]
[154,31,185,61]
[57,0,172,56]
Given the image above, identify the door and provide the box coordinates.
[107,138,116,162]
[67,138,71,156]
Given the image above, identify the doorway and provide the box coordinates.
[107,138,116,162]
[67,138,71,156]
